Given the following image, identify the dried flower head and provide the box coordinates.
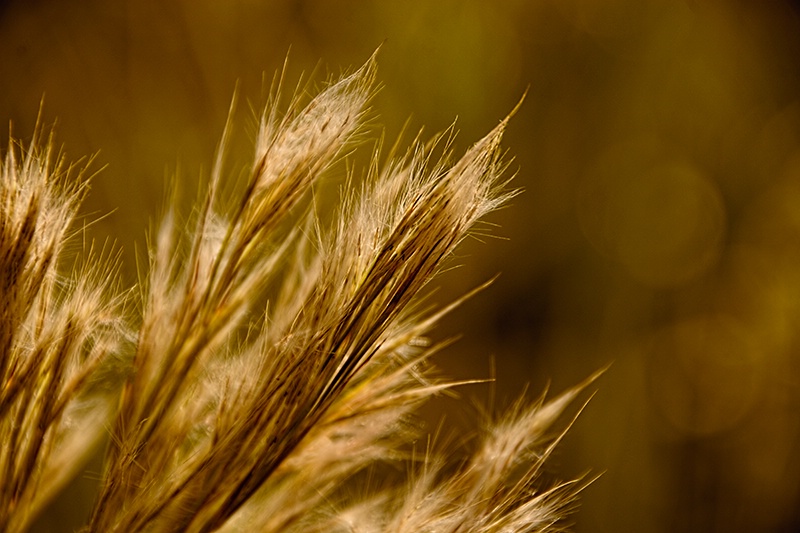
[0,54,597,533]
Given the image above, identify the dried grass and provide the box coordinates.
[0,53,598,533]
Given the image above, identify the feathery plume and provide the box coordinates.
[1,54,598,533]
[0,120,126,533]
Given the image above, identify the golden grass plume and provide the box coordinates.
[0,53,598,533]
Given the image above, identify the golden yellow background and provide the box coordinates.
[2,1,800,531]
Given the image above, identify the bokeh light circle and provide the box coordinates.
[577,139,726,287]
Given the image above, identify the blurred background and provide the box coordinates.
[3,0,800,531]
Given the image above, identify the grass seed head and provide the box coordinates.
[0,54,597,533]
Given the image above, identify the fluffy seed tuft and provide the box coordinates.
[0,56,597,533]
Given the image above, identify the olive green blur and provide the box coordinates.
[2,1,800,531]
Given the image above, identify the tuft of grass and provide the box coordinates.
[1,54,598,533]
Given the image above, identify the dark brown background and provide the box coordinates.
[3,1,800,531]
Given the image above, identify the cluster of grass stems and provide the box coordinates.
[0,55,597,533]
